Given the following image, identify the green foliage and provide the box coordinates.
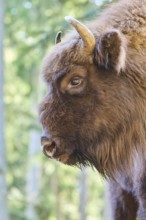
[5,0,115,219]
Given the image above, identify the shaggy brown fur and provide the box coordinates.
[39,0,146,219]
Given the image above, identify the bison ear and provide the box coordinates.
[94,29,127,73]
[55,31,62,44]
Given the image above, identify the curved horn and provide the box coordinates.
[55,31,62,44]
[65,16,95,54]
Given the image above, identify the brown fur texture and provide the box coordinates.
[39,0,146,219]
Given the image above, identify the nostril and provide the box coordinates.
[41,136,56,158]
[44,141,56,154]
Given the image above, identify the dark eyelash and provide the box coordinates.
[55,69,68,83]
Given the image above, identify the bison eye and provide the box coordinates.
[69,77,82,87]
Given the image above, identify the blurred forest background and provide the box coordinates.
[0,0,116,219]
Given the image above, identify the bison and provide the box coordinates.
[39,0,146,219]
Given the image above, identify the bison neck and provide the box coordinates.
[93,120,146,179]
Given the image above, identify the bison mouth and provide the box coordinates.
[41,136,75,164]
[41,135,96,168]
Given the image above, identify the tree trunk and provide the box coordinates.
[104,182,112,220]
[0,0,9,219]
[51,167,62,220]
[79,168,88,220]
[26,130,41,220]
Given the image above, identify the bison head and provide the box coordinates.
[39,17,137,176]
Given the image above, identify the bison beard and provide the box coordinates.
[39,0,146,219]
